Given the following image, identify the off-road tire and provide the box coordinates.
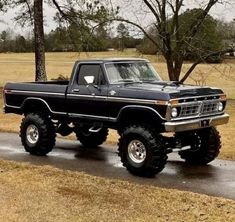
[178,127,221,165]
[75,126,109,147]
[20,113,56,156]
[118,125,167,177]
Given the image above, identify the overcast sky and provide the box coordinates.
[0,0,234,34]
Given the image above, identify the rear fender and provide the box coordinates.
[21,98,51,114]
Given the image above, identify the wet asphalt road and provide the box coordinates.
[0,132,235,200]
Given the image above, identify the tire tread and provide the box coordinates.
[179,127,221,165]
[118,125,167,177]
[20,113,56,156]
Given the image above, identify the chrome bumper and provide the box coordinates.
[164,114,229,132]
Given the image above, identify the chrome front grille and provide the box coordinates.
[178,100,220,118]
[180,104,201,117]
[202,101,219,114]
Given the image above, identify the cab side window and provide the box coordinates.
[78,64,106,85]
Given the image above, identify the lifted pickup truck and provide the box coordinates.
[3,58,229,177]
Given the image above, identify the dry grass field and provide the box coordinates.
[0,160,234,222]
[0,51,234,97]
[218,101,235,159]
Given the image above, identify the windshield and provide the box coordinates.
[105,62,162,84]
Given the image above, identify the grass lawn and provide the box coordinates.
[0,160,234,222]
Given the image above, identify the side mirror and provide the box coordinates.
[84,76,95,84]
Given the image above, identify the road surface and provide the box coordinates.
[0,132,235,200]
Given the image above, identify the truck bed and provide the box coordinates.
[4,81,68,117]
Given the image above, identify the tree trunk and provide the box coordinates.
[34,0,47,81]
[165,54,183,81]
[166,58,177,81]
[174,58,183,81]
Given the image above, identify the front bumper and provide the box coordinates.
[164,114,229,132]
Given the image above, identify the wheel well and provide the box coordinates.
[117,108,163,131]
[22,99,50,115]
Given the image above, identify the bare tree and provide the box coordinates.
[34,0,46,81]
[0,0,47,81]
[0,0,112,81]
[109,0,234,82]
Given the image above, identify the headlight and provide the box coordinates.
[218,102,224,112]
[171,107,178,118]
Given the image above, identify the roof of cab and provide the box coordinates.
[76,58,149,63]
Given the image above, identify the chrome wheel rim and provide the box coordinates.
[26,124,39,144]
[128,140,146,164]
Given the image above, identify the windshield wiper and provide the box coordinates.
[113,79,142,84]
[142,79,159,83]
[124,81,143,85]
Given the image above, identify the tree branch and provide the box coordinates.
[143,0,161,24]
[155,0,162,15]
[24,0,33,24]
[108,17,164,53]
[187,0,218,42]
[51,0,68,18]
[180,48,234,82]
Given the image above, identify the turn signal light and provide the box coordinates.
[219,95,226,101]
[155,100,179,106]
[169,100,179,106]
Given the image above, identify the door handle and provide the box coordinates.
[72,89,80,93]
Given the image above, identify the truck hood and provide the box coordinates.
[114,81,223,101]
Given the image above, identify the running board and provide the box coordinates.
[167,145,191,154]
[89,126,102,133]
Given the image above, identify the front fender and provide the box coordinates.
[117,105,166,123]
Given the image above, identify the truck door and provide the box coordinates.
[67,63,108,119]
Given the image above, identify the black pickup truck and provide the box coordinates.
[3,58,229,177]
